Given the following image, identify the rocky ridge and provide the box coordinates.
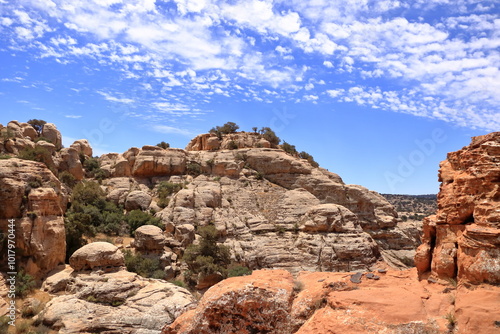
[415,132,500,284]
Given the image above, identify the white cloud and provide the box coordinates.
[323,61,334,68]
[65,114,82,118]
[97,90,135,104]
[152,124,193,136]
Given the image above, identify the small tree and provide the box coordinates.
[27,119,46,135]
[281,141,297,155]
[209,122,240,138]
[299,151,319,168]
[157,141,170,149]
[260,127,280,146]
[183,225,231,278]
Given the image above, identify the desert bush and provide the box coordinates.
[299,151,319,168]
[124,250,164,279]
[281,141,297,155]
[65,181,125,259]
[0,316,9,332]
[227,140,238,150]
[183,225,231,278]
[28,176,43,189]
[34,136,53,143]
[186,162,202,176]
[59,171,77,188]
[259,127,280,146]
[18,146,52,166]
[16,270,36,298]
[228,265,252,277]
[156,141,170,149]
[169,280,187,288]
[0,127,15,140]
[125,210,163,236]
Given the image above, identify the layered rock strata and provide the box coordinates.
[415,132,500,284]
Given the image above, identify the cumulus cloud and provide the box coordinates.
[0,0,498,131]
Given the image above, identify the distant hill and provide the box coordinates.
[381,194,437,221]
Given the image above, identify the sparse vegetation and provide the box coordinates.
[227,265,252,278]
[293,280,304,293]
[157,181,184,208]
[59,170,78,188]
[124,250,165,279]
[228,140,238,150]
[34,136,53,143]
[444,312,457,328]
[15,270,36,298]
[299,151,319,168]
[18,146,53,167]
[183,225,231,281]
[281,141,297,155]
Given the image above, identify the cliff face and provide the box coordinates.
[415,132,500,284]
[0,159,68,278]
[99,132,419,274]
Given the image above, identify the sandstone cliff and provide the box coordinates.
[0,158,68,278]
[97,132,419,275]
[415,132,500,284]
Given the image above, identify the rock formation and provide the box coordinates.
[39,265,196,334]
[0,158,68,278]
[69,242,125,272]
[164,268,500,334]
[415,132,500,284]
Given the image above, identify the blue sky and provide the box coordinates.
[0,0,498,194]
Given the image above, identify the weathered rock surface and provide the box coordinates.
[165,268,499,334]
[186,132,272,151]
[40,267,196,334]
[69,242,125,272]
[0,158,67,278]
[164,270,295,334]
[415,132,500,284]
[132,225,166,252]
[155,146,417,273]
[42,122,62,150]
[125,190,153,211]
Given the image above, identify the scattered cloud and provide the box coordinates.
[0,0,498,131]
[151,124,194,136]
[65,114,82,119]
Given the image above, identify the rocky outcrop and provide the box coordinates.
[42,123,62,150]
[0,158,67,278]
[186,132,272,151]
[155,146,417,273]
[164,270,295,334]
[39,267,196,334]
[415,132,500,284]
[165,268,498,334]
[69,242,125,272]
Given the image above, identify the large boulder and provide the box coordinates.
[69,242,124,272]
[125,190,152,211]
[164,270,295,334]
[41,123,62,150]
[70,139,93,157]
[132,225,166,252]
[416,132,500,284]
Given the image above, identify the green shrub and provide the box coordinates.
[16,270,36,298]
[183,225,231,279]
[299,151,319,168]
[18,146,52,166]
[125,210,163,236]
[124,250,164,278]
[0,315,10,332]
[169,280,187,288]
[65,181,125,260]
[0,154,11,159]
[158,181,183,198]
[59,171,77,188]
[83,157,99,173]
[0,128,15,140]
[27,119,46,135]
[228,265,252,277]
[186,162,202,176]
[281,141,297,155]
[157,141,170,149]
[259,127,280,146]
